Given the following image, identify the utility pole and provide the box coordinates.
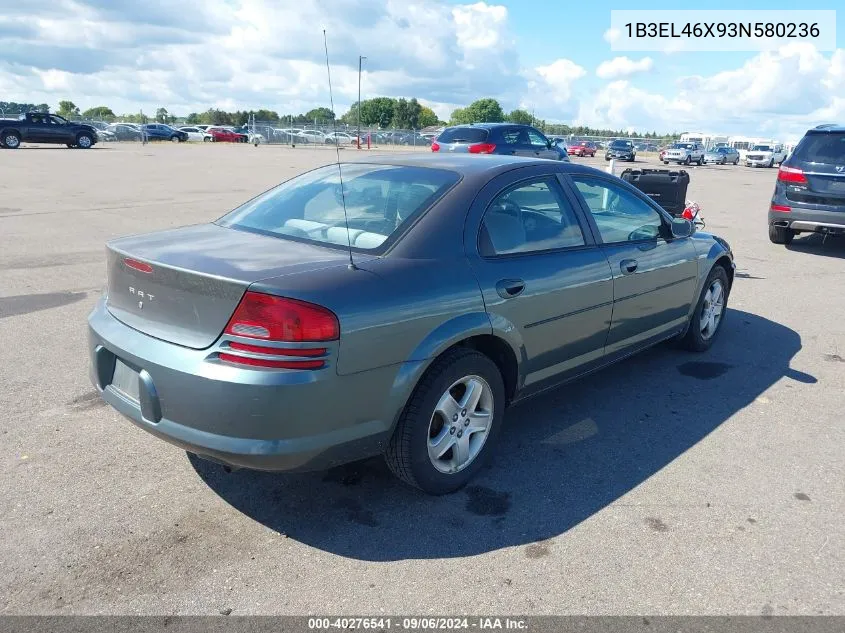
[357,55,367,149]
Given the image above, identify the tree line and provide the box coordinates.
[2,98,680,139]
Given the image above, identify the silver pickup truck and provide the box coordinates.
[662,142,705,166]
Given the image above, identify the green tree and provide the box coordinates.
[186,112,200,124]
[392,98,410,128]
[57,100,80,118]
[418,106,440,128]
[449,107,469,125]
[506,109,533,125]
[304,107,335,123]
[82,106,116,121]
[360,97,396,128]
[155,107,169,123]
[465,98,504,123]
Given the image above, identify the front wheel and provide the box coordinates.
[734,158,739,165]
[769,224,795,245]
[385,348,505,495]
[768,158,774,168]
[697,156,703,165]
[684,155,691,165]
[679,266,730,352]
[170,135,181,143]
[75,133,93,149]
[664,161,669,165]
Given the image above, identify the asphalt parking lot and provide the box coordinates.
[1,142,843,616]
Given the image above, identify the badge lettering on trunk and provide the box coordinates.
[129,287,154,309]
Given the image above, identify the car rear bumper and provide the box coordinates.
[87,298,396,472]
[768,205,845,234]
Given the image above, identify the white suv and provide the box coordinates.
[745,144,787,168]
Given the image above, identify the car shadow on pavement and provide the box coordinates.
[190,308,811,561]
[786,234,845,259]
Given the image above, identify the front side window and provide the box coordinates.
[571,177,664,244]
[218,164,459,252]
[527,129,549,147]
[479,179,585,256]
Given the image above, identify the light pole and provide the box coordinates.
[357,55,366,149]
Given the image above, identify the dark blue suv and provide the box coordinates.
[431,123,569,161]
[768,124,845,245]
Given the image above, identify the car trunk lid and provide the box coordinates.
[105,223,367,349]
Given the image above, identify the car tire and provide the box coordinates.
[170,135,180,143]
[66,143,75,148]
[697,157,703,165]
[3,131,21,149]
[385,347,506,495]
[75,133,94,149]
[684,155,691,165]
[734,158,739,165]
[203,137,210,142]
[663,161,669,165]
[605,156,610,161]
[768,224,795,245]
[679,265,730,352]
[768,158,774,168]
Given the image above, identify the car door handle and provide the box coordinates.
[620,259,638,274]
[496,279,525,299]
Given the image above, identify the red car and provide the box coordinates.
[567,141,597,157]
[206,127,242,143]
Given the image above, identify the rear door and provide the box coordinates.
[464,165,614,393]
[25,113,50,142]
[566,173,699,356]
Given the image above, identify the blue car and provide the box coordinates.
[140,124,188,142]
[432,123,569,161]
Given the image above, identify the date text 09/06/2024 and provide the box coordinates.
[308,617,528,630]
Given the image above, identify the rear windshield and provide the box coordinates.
[217,164,460,252]
[437,127,489,143]
[791,133,845,163]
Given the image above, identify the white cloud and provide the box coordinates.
[595,56,653,79]
[578,44,845,139]
[603,27,620,44]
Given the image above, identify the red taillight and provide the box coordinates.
[777,165,808,185]
[124,258,153,274]
[771,204,791,213]
[220,293,337,370]
[431,141,440,152]
[219,353,325,370]
[224,292,339,342]
[681,208,694,220]
[468,143,496,154]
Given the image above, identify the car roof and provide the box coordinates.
[342,152,608,179]
[807,124,845,134]
[445,123,531,130]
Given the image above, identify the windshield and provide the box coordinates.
[610,140,632,148]
[217,164,460,252]
[751,145,772,151]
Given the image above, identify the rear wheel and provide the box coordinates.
[769,224,795,245]
[385,348,505,495]
[3,131,21,149]
[680,266,730,352]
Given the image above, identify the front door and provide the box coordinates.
[566,173,699,356]
[464,168,615,394]
[526,128,558,160]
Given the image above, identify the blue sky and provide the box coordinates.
[0,0,843,140]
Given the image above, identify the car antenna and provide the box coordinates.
[323,29,357,271]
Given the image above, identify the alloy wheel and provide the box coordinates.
[427,375,494,474]
[700,279,725,340]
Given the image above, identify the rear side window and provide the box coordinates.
[218,164,459,252]
[479,179,586,256]
[437,127,489,143]
[791,133,845,163]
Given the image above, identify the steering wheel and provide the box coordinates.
[492,199,523,223]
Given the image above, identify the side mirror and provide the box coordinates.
[671,217,693,238]
[546,140,553,148]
